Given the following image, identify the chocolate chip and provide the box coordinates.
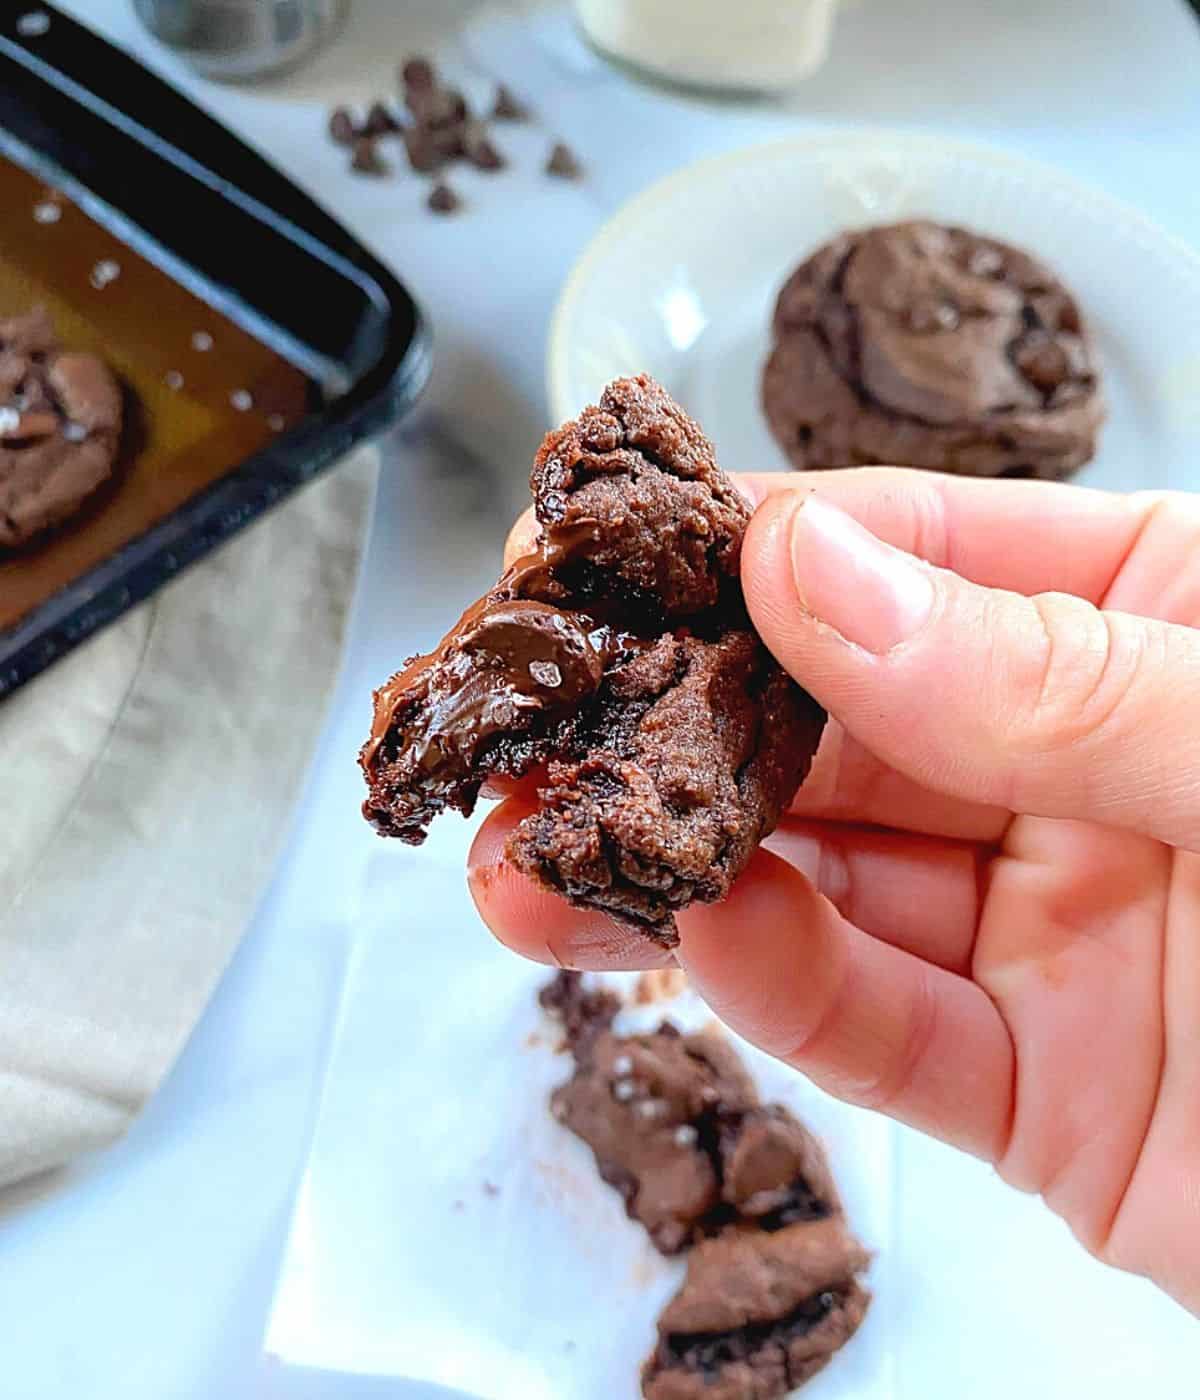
[351,137,387,175]
[402,125,444,173]
[463,122,505,171]
[328,106,358,146]
[427,181,461,215]
[491,83,528,121]
[546,141,581,179]
[401,56,435,91]
[407,85,468,130]
[363,100,400,137]
[428,120,467,161]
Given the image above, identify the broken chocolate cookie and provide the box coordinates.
[0,308,123,547]
[541,973,840,1253]
[642,1218,871,1400]
[539,973,872,1397]
[360,376,825,941]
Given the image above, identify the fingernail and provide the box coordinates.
[790,495,934,653]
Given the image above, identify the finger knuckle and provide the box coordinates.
[851,967,941,1115]
[1008,592,1146,757]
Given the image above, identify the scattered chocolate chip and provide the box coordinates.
[463,122,505,171]
[351,137,387,175]
[482,1180,500,1198]
[363,100,400,137]
[428,121,467,161]
[491,83,528,121]
[546,141,581,179]
[402,125,444,174]
[405,77,469,130]
[427,181,461,215]
[328,105,358,146]
[401,56,436,91]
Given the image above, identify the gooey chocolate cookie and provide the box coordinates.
[360,375,825,942]
[0,308,123,547]
[763,219,1103,479]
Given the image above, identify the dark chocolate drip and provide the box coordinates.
[362,517,644,775]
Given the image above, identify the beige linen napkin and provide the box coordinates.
[0,448,375,1188]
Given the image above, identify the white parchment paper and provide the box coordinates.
[266,841,896,1400]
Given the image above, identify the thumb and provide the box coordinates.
[742,491,1200,851]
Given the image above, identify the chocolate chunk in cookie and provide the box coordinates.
[762,220,1104,479]
[361,376,825,941]
[642,1218,872,1400]
[0,309,123,547]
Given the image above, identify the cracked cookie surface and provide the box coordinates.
[763,219,1103,479]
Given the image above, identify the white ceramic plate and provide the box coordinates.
[549,129,1200,493]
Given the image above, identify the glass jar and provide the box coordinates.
[574,0,840,96]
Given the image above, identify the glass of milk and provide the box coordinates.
[574,0,841,95]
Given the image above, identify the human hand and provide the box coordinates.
[468,466,1200,1317]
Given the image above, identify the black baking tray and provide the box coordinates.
[0,2,429,695]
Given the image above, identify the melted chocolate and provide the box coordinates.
[363,518,640,775]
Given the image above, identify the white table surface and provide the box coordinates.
[2,3,1199,1397]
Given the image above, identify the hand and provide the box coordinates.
[468,466,1200,1317]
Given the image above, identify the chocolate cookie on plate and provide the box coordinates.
[763,219,1103,479]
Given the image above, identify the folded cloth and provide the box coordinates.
[0,449,376,1188]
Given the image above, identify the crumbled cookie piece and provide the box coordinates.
[642,1218,871,1399]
